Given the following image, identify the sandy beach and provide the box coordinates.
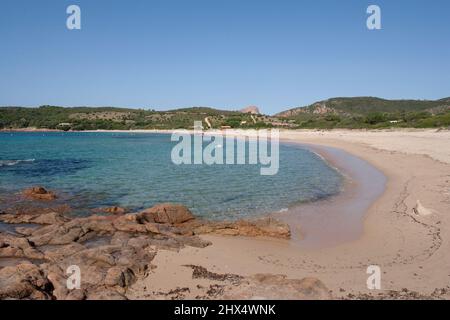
[127,129,450,299]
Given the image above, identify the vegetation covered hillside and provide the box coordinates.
[0,106,275,130]
[1,97,449,131]
[275,97,450,129]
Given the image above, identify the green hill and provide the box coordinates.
[274,97,450,129]
[1,97,449,131]
[0,105,270,130]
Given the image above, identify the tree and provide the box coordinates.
[365,112,386,125]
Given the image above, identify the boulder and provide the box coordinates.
[112,214,148,233]
[29,225,88,246]
[42,242,86,262]
[15,226,37,236]
[0,210,68,225]
[22,186,56,201]
[104,267,136,288]
[0,233,45,260]
[187,217,291,239]
[66,289,86,300]
[33,212,68,225]
[0,263,52,299]
[46,267,69,300]
[94,206,127,215]
[138,203,195,224]
[70,216,116,234]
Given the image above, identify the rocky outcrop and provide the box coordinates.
[0,233,45,260]
[94,206,127,215]
[22,186,57,201]
[0,211,68,225]
[0,207,199,299]
[0,191,292,300]
[240,106,260,114]
[138,203,195,224]
[183,217,291,239]
[0,205,71,222]
[0,263,53,299]
[0,221,160,299]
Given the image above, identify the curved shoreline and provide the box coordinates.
[128,129,450,299]
[0,130,431,249]
[2,129,450,299]
[275,141,386,248]
[0,130,405,248]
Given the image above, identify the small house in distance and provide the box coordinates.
[57,123,73,130]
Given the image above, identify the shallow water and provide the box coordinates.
[277,143,386,247]
[0,132,343,220]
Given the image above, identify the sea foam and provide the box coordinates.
[0,159,35,167]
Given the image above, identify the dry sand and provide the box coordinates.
[127,129,450,299]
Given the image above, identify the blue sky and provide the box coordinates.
[0,0,449,114]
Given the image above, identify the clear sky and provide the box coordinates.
[0,0,449,114]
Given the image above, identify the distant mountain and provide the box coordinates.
[275,97,450,118]
[240,106,260,114]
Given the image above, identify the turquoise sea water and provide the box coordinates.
[0,132,342,220]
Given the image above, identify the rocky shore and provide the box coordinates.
[0,186,327,300]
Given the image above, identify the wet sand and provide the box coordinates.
[275,142,386,248]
